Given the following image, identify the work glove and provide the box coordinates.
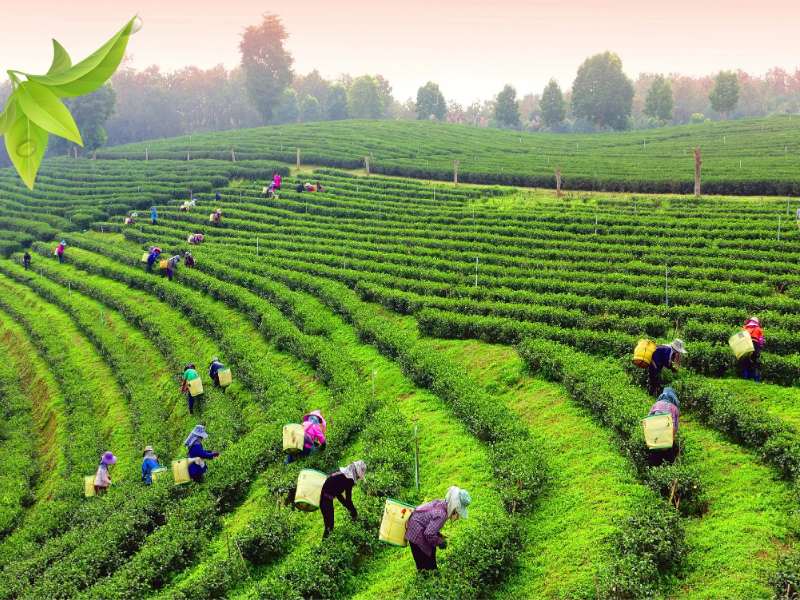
[213,452,220,457]
[439,539,448,550]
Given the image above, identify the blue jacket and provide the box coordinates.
[142,457,160,484]
[188,443,215,475]
[650,346,675,373]
[147,251,160,265]
[151,208,157,219]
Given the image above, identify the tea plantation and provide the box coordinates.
[1,119,800,599]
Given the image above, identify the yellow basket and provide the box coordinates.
[632,339,657,368]
[379,498,416,547]
[294,469,327,512]
[159,259,168,269]
[172,458,192,485]
[729,331,755,360]
[186,376,203,396]
[217,368,232,387]
[53,248,59,256]
[141,252,149,263]
[84,475,96,497]
[643,413,674,450]
[283,423,305,455]
[150,466,168,482]
[209,214,215,222]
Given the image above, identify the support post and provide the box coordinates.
[475,255,479,287]
[365,156,371,176]
[187,150,190,161]
[68,281,71,299]
[145,148,148,161]
[555,167,562,197]
[297,148,301,173]
[454,160,459,185]
[779,214,782,241]
[693,147,702,197]
[230,145,236,162]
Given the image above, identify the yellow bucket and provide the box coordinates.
[632,339,657,368]
[150,466,168,482]
[84,475,96,497]
[643,413,674,450]
[209,214,215,222]
[729,331,755,360]
[217,368,232,387]
[187,376,203,396]
[141,252,149,263]
[379,498,416,547]
[159,259,168,269]
[172,458,192,485]
[283,423,305,455]
[294,469,327,512]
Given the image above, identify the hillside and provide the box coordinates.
[96,115,800,194]
[0,150,799,598]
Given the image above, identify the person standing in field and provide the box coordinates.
[56,240,66,265]
[404,486,471,572]
[319,461,367,540]
[181,364,200,415]
[274,173,282,190]
[94,451,117,496]
[151,206,157,225]
[648,339,686,396]
[647,387,680,467]
[215,192,221,202]
[23,251,31,271]
[741,317,764,382]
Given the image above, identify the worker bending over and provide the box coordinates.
[648,387,680,467]
[320,460,367,539]
[94,451,117,496]
[141,446,160,485]
[183,425,219,484]
[405,486,471,572]
[146,247,161,274]
[648,339,686,396]
[184,252,195,268]
[285,410,327,465]
[742,317,764,382]
[209,357,225,390]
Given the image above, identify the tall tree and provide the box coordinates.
[540,79,566,132]
[348,75,384,119]
[643,74,674,126]
[415,82,446,120]
[300,95,321,123]
[572,51,634,131]
[293,70,331,112]
[708,70,740,120]
[274,89,299,125]
[374,75,394,111]
[49,83,117,157]
[325,84,349,120]
[493,84,521,128]
[239,13,294,124]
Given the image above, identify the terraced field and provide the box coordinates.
[1,132,800,598]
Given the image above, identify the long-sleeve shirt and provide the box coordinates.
[744,324,764,345]
[649,401,680,435]
[142,458,160,484]
[209,361,224,377]
[151,208,157,220]
[302,421,326,449]
[95,464,112,488]
[404,499,448,556]
[321,471,356,512]
[147,251,160,265]
[56,244,65,255]
[188,443,215,475]
[650,346,676,373]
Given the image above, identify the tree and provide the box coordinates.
[374,75,394,111]
[49,83,117,157]
[239,13,294,124]
[300,95,321,123]
[348,75,384,119]
[571,51,634,131]
[643,74,674,126]
[274,89,299,125]
[494,84,521,128]
[540,79,566,132]
[293,70,331,112]
[415,82,446,120]
[325,84,349,120]
[709,70,740,119]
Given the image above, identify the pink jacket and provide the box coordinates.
[57,244,65,254]
[303,421,326,449]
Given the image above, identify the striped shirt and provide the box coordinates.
[404,499,448,556]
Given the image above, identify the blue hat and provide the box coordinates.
[659,387,680,408]
[457,489,471,519]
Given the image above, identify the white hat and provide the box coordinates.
[670,339,687,354]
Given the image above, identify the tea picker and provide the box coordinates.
[183,425,219,484]
[146,247,162,274]
[90,451,117,496]
[151,205,157,225]
[284,410,327,465]
[402,486,471,572]
[56,241,66,265]
[141,446,165,485]
[184,252,195,269]
[643,387,681,468]
[208,357,231,392]
[315,461,367,540]
[642,339,685,397]
[23,251,31,271]
[181,364,203,415]
[732,317,764,382]
[166,255,180,282]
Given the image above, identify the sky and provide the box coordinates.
[2,0,799,104]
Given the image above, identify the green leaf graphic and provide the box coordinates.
[4,103,49,190]
[22,15,136,98]
[16,81,82,145]
[0,92,17,136]
[46,39,72,75]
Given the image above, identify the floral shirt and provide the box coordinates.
[649,401,680,435]
[404,499,448,556]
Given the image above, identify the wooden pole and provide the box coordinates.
[454,160,459,185]
[365,156,371,176]
[230,145,236,162]
[693,147,702,197]
[187,150,190,161]
[145,148,149,161]
[555,167,562,197]
[296,148,301,173]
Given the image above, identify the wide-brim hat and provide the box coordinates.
[102,451,117,465]
[142,445,154,457]
[670,339,687,354]
[746,317,761,327]
[191,425,208,438]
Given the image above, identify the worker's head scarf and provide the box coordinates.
[746,317,760,328]
[302,410,326,432]
[658,387,680,408]
[340,460,367,484]
[445,486,471,521]
[184,425,208,448]
[142,446,157,460]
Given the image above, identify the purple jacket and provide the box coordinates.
[404,499,448,556]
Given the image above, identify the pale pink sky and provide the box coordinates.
[2,0,799,103]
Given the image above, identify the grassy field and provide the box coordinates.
[0,123,800,598]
